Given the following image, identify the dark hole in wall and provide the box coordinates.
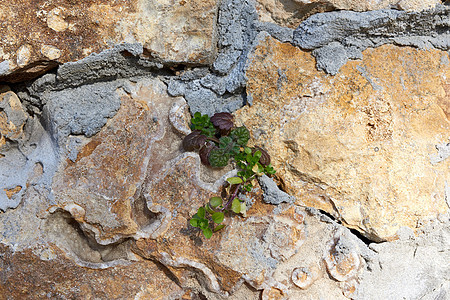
[349,228,375,246]
[0,61,59,84]
[311,208,379,245]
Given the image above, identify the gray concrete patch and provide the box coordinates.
[259,174,295,205]
[42,81,122,144]
[255,22,294,44]
[56,43,160,88]
[312,42,349,75]
[167,0,258,115]
[0,117,58,212]
[294,5,450,75]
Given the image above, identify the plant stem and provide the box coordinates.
[206,136,220,143]
[221,182,242,211]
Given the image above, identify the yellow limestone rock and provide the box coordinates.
[235,36,449,241]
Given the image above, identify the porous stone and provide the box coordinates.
[0,87,29,149]
[254,0,443,28]
[235,36,450,241]
[0,0,219,82]
[293,5,450,74]
[51,78,184,245]
[43,81,122,143]
[0,243,184,299]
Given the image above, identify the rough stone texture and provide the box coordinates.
[259,174,295,205]
[0,87,29,150]
[356,218,450,300]
[0,88,57,212]
[294,5,450,51]
[254,0,443,28]
[43,81,122,143]
[1,72,449,299]
[51,78,185,245]
[0,243,184,299]
[0,0,219,82]
[235,36,449,241]
[2,3,450,299]
[166,0,256,116]
[134,162,356,298]
[294,5,450,74]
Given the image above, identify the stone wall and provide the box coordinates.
[0,1,449,299]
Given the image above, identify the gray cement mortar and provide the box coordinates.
[165,1,296,116]
[42,81,122,144]
[0,117,58,211]
[258,174,295,205]
[167,0,259,116]
[294,4,450,74]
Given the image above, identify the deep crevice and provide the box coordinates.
[45,209,132,264]
[306,208,379,245]
[319,208,341,223]
[152,259,183,288]
[349,228,373,246]
[132,194,158,229]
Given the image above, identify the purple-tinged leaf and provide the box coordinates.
[210,112,234,135]
[253,146,271,166]
[183,130,207,151]
[199,142,215,166]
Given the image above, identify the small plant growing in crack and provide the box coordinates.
[183,112,275,239]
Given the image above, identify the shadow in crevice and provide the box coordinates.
[132,194,158,229]
[45,209,132,264]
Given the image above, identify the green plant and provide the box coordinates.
[183,112,276,239]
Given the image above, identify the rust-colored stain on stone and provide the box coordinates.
[52,84,159,242]
[4,186,22,199]
[0,0,218,82]
[236,36,449,241]
[0,0,136,81]
[0,244,183,299]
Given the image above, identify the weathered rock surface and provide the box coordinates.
[293,5,450,74]
[0,0,218,82]
[51,78,188,245]
[1,3,450,300]
[254,0,443,28]
[0,243,185,299]
[235,36,449,241]
[0,88,57,212]
[0,86,29,150]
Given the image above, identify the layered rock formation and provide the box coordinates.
[1,0,449,299]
